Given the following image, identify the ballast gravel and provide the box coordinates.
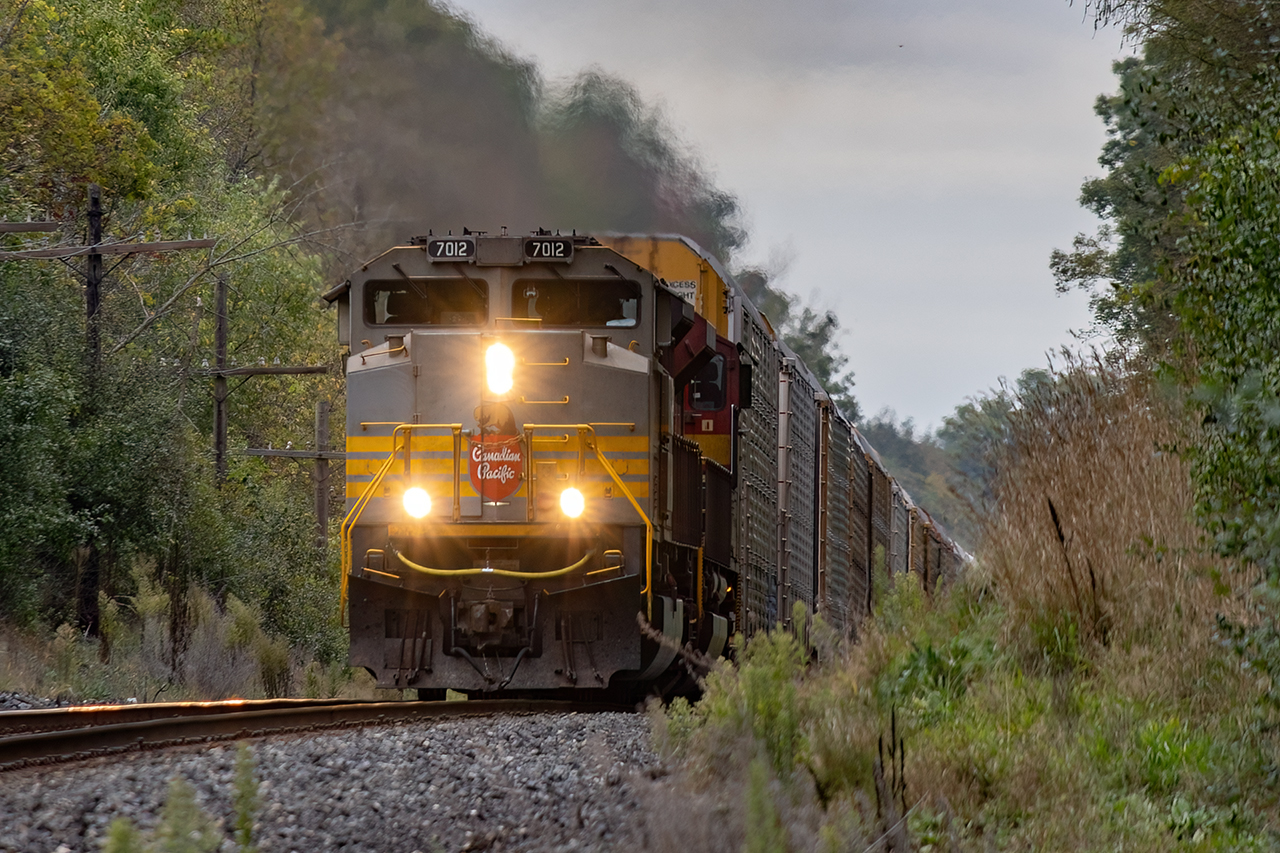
[0,710,665,853]
[0,692,66,711]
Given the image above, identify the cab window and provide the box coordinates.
[364,278,486,326]
[689,355,726,411]
[511,278,639,328]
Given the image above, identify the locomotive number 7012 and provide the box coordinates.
[524,238,573,261]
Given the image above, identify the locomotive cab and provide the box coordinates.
[325,233,727,697]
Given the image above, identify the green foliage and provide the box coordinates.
[102,817,147,853]
[744,757,788,853]
[154,777,221,853]
[1026,610,1089,676]
[884,636,981,722]
[232,742,261,852]
[0,0,344,674]
[736,268,859,421]
[1133,717,1211,794]
[659,539,1279,848]
[98,750,260,852]
[1060,1,1280,587]
[0,0,156,206]
[297,0,746,262]
[698,627,808,777]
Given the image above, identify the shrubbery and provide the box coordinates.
[654,353,1276,851]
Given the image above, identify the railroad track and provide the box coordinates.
[0,697,624,771]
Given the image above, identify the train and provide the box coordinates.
[322,231,963,699]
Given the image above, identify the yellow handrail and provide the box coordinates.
[338,423,463,623]
[391,547,595,579]
[522,423,655,621]
[338,444,400,623]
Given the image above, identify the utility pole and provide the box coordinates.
[0,184,217,381]
[206,273,330,482]
[236,404,345,545]
[206,275,339,545]
[214,274,229,480]
[0,187,215,636]
[315,400,331,546]
[86,184,103,374]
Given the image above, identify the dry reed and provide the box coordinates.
[980,352,1239,661]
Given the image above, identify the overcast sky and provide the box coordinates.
[447,0,1132,427]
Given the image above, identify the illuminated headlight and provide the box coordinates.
[560,487,585,518]
[485,343,515,395]
[403,487,432,519]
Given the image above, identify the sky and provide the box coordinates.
[446,0,1133,427]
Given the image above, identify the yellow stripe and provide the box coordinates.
[345,481,649,499]
[348,434,648,452]
[347,435,456,452]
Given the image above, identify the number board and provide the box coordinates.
[427,238,475,260]
[523,237,574,262]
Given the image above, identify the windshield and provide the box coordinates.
[510,278,639,328]
[365,278,486,326]
[689,354,726,411]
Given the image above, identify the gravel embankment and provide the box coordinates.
[0,692,67,711]
[0,710,661,853]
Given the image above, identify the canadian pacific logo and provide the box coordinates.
[469,403,522,501]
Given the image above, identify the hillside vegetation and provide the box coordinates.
[651,1,1280,849]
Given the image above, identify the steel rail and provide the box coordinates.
[0,697,368,737]
[0,699,625,771]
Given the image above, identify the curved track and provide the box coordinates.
[0,697,627,771]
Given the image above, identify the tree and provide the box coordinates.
[1063,0,1280,574]
[737,268,860,421]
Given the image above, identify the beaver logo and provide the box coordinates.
[469,403,522,501]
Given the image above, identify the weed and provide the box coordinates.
[744,756,788,853]
[232,742,260,852]
[98,745,262,852]
[102,817,147,853]
[1133,718,1211,794]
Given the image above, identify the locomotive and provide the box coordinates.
[323,231,961,698]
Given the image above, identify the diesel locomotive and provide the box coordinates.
[323,231,961,698]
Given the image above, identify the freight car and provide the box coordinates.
[323,231,961,698]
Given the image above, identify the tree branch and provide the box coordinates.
[0,0,31,51]
[106,222,356,356]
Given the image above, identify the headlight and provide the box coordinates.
[485,343,515,395]
[560,487,585,518]
[403,487,432,519]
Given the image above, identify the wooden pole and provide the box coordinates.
[86,185,103,378]
[214,274,229,482]
[315,400,330,546]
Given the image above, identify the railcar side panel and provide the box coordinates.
[778,356,819,621]
[819,404,854,632]
[910,508,928,584]
[869,458,892,582]
[890,486,911,576]
[736,310,780,634]
[848,430,872,622]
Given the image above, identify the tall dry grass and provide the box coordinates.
[980,352,1240,667]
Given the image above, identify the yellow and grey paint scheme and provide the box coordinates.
[324,234,721,695]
